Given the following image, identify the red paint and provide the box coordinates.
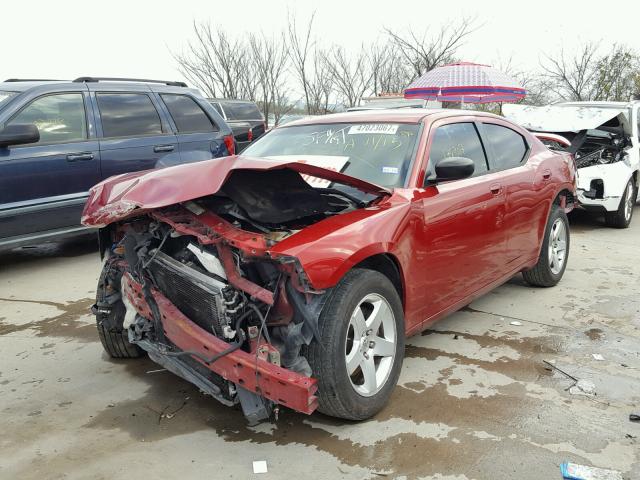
[86,110,576,340]
[122,273,318,415]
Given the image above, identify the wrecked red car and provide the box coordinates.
[83,110,577,423]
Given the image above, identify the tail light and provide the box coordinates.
[223,135,235,156]
[247,128,253,142]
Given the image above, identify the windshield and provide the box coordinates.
[243,122,420,188]
[0,90,17,107]
[222,101,263,121]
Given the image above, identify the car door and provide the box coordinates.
[0,90,100,240]
[156,93,229,162]
[414,121,508,322]
[478,121,539,265]
[91,89,181,178]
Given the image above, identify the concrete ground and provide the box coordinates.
[0,210,639,480]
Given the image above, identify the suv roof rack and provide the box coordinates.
[73,77,188,87]
[4,78,63,82]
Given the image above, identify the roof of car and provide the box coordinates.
[279,108,503,127]
[560,101,636,109]
[0,78,192,93]
[208,98,259,104]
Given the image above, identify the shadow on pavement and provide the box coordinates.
[0,233,98,268]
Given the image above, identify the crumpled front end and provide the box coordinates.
[91,164,388,423]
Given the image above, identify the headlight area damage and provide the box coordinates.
[82,157,390,424]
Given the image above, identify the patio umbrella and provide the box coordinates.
[404,62,526,104]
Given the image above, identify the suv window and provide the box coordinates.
[161,94,216,133]
[96,93,162,138]
[8,93,86,145]
[221,101,262,121]
[429,123,488,177]
[210,102,224,116]
[482,123,527,170]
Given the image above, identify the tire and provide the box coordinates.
[306,269,405,420]
[605,178,636,229]
[523,204,570,287]
[95,263,144,359]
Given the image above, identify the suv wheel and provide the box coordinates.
[523,204,570,287]
[605,178,636,228]
[306,269,405,420]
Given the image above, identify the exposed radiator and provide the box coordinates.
[147,250,227,337]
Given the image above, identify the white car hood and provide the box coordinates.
[503,104,631,134]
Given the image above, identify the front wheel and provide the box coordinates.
[605,178,636,228]
[523,204,570,287]
[306,269,405,420]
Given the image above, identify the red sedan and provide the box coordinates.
[82,109,577,423]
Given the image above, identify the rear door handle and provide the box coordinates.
[490,184,502,195]
[153,144,175,153]
[66,152,94,162]
[542,169,552,180]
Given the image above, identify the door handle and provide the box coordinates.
[542,169,552,180]
[66,152,94,162]
[153,144,175,153]
[490,184,502,195]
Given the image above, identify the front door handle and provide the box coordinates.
[66,152,94,162]
[154,144,175,153]
[490,184,502,195]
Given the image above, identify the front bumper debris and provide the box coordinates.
[121,272,319,415]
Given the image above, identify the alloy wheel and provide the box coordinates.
[345,293,397,397]
[548,218,567,275]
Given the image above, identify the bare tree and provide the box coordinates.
[540,42,602,101]
[174,22,253,99]
[384,17,477,81]
[287,11,316,114]
[324,46,372,107]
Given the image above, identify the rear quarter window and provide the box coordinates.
[161,94,217,133]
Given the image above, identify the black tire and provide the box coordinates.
[523,204,570,287]
[306,269,405,420]
[605,178,636,229]
[95,263,144,359]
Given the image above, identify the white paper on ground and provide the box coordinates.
[252,460,268,474]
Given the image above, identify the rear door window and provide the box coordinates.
[8,93,87,145]
[161,94,216,133]
[481,123,528,171]
[96,93,162,138]
[429,122,488,176]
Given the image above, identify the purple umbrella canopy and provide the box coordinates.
[404,62,526,103]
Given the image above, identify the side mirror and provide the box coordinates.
[434,156,475,181]
[0,124,40,148]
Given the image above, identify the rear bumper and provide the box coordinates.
[121,272,318,415]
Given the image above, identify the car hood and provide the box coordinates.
[81,155,391,227]
[503,104,631,134]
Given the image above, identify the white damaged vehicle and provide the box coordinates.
[504,101,640,228]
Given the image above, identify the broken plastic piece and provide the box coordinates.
[510,321,522,326]
[630,414,640,422]
[592,353,604,361]
[252,461,268,474]
[560,462,623,480]
[569,379,596,397]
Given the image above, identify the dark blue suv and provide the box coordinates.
[0,77,234,250]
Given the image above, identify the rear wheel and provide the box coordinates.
[95,263,144,359]
[306,269,405,420]
[605,178,636,228]
[523,204,570,287]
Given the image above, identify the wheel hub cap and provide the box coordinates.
[548,218,567,275]
[345,293,396,397]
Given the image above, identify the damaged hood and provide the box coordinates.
[503,104,631,134]
[81,155,391,227]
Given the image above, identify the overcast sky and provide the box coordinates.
[2,0,639,88]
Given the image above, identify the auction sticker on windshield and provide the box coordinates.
[348,124,399,135]
[265,155,349,188]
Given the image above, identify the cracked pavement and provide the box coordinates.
[0,210,639,480]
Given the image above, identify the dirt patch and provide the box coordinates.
[0,297,96,342]
[585,328,604,341]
